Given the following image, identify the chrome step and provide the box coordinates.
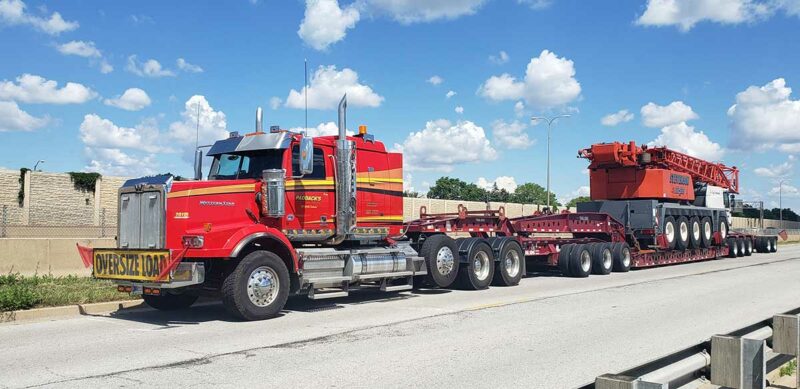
[381,283,412,292]
[357,271,415,281]
[308,290,349,300]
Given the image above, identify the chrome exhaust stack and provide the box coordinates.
[331,94,356,244]
[255,107,263,133]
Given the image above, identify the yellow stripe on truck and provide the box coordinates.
[167,183,255,199]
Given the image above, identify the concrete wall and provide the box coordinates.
[0,169,24,224]
[0,238,114,276]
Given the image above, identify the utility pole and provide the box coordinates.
[530,115,570,210]
[779,179,788,228]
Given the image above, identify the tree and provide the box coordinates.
[511,182,559,207]
[403,190,421,198]
[427,177,486,201]
[566,196,591,208]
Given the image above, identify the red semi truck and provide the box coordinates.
[78,96,780,320]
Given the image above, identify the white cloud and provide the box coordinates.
[479,50,581,108]
[492,119,534,149]
[103,88,151,111]
[514,100,525,117]
[0,74,96,104]
[298,0,360,51]
[489,50,509,64]
[754,156,794,178]
[176,58,203,73]
[427,75,443,85]
[455,105,464,114]
[168,95,229,157]
[768,183,800,198]
[446,90,456,99]
[285,65,383,109]
[601,109,634,126]
[56,40,100,57]
[640,101,698,128]
[99,59,113,74]
[649,121,725,161]
[727,78,800,151]
[0,0,78,35]
[0,100,48,131]
[395,119,497,172]
[476,176,518,192]
[559,185,591,206]
[79,114,163,152]
[634,0,786,31]
[518,0,553,9]
[289,121,354,137]
[84,147,156,177]
[365,0,487,23]
[269,96,282,110]
[126,55,175,77]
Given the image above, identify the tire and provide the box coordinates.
[744,238,753,256]
[419,235,460,288]
[736,238,745,257]
[700,217,713,248]
[569,244,592,278]
[221,250,290,321]
[755,237,765,253]
[590,243,613,275]
[726,238,738,258]
[763,237,772,253]
[675,216,690,251]
[611,242,631,272]
[663,216,677,250]
[558,244,574,276]
[457,241,494,290]
[492,241,524,286]
[689,217,701,249]
[771,237,778,253]
[142,291,198,311]
[719,217,729,241]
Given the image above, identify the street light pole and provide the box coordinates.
[531,115,570,210]
[33,160,44,172]
[778,179,787,228]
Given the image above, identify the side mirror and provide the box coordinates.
[299,136,314,175]
[193,149,203,180]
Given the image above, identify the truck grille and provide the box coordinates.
[118,187,165,249]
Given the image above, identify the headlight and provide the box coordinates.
[182,235,204,248]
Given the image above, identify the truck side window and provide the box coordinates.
[292,146,326,179]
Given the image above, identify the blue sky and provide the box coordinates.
[1,0,800,209]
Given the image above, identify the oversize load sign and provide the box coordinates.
[93,250,171,282]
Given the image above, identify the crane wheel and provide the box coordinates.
[675,216,690,250]
[492,241,524,286]
[456,240,494,290]
[589,243,613,275]
[568,244,592,278]
[719,218,729,240]
[419,235,460,288]
[663,216,677,250]
[689,217,702,249]
[558,244,575,277]
[221,250,289,321]
[700,217,713,248]
[611,242,631,272]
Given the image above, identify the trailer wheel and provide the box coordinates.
[755,237,766,253]
[689,217,702,249]
[419,235,460,288]
[492,241,524,286]
[142,291,198,311]
[736,238,746,257]
[590,243,613,275]
[457,241,494,290]
[763,237,772,253]
[569,244,592,278]
[557,244,574,277]
[663,216,677,250]
[611,242,631,272]
[744,238,753,256]
[726,238,738,258]
[221,250,289,321]
[700,217,713,248]
[771,237,778,253]
[675,216,690,250]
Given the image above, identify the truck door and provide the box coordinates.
[287,145,335,234]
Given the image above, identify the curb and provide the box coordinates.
[0,299,145,324]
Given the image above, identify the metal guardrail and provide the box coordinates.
[580,307,800,389]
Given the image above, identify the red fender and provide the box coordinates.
[223,224,298,271]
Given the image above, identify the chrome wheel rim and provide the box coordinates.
[622,248,631,268]
[692,222,700,241]
[679,222,688,242]
[720,222,727,239]
[436,246,455,275]
[665,223,675,243]
[580,250,591,272]
[703,222,712,240]
[504,249,521,278]
[602,249,612,270]
[473,251,491,280]
[247,266,279,307]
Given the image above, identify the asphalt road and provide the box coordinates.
[3,245,800,389]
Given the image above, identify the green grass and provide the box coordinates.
[0,273,137,312]
[780,358,797,377]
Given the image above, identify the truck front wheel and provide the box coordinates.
[142,291,198,311]
[222,250,289,321]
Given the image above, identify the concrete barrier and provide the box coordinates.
[0,238,114,276]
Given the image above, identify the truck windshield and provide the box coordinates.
[208,150,284,180]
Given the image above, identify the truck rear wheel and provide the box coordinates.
[700,217,713,248]
[222,250,289,321]
[689,217,701,249]
[142,291,198,311]
[675,216,690,250]
[457,241,494,290]
[420,235,460,288]
[558,244,574,276]
[611,242,631,272]
[663,216,677,250]
[569,244,592,278]
[492,241,524,286]
[590,243,613,275]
